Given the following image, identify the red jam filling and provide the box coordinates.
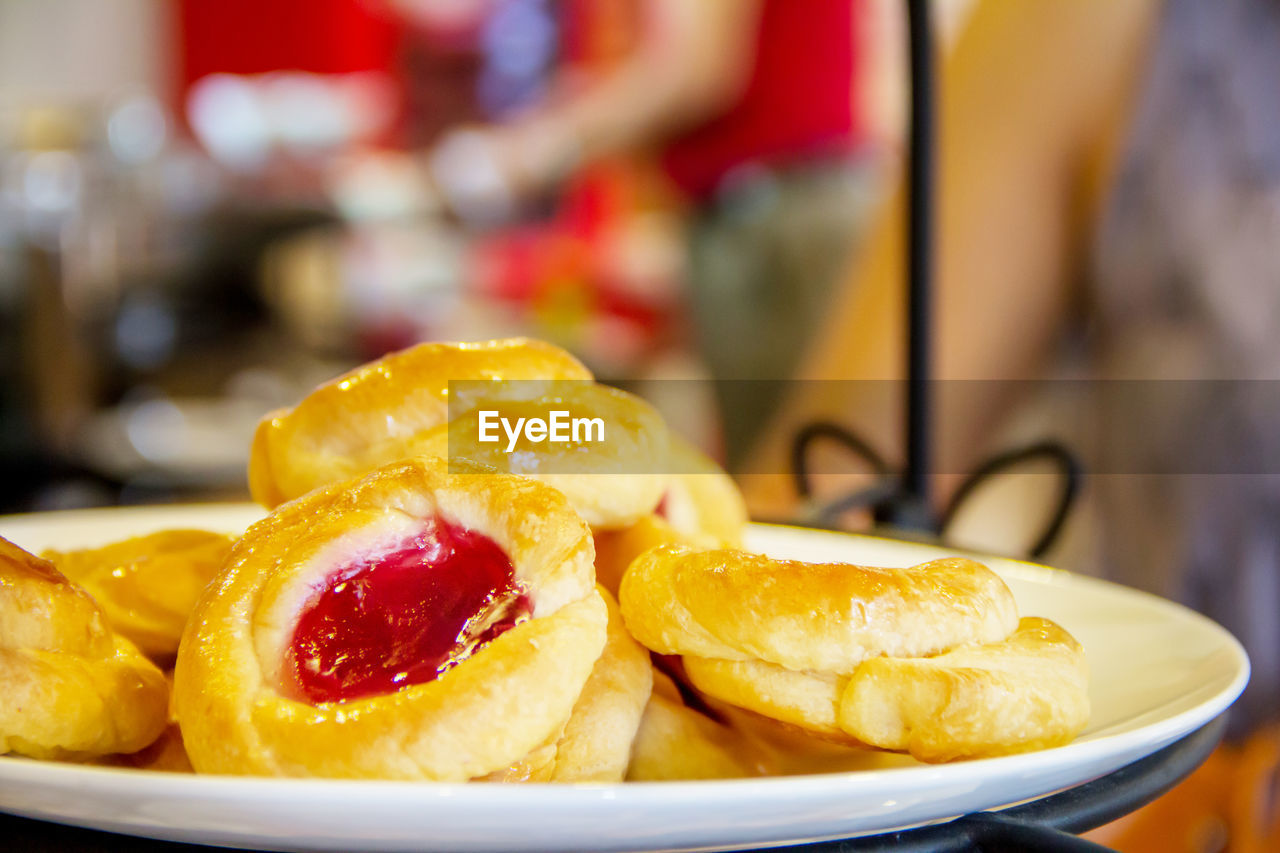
[288,517,531,704]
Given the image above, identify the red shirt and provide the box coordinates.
[662,0,860,198]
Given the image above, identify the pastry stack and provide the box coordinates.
[0,338,1089,779]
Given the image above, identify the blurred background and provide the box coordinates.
[3,1,1280,846]
[0,0,924,513]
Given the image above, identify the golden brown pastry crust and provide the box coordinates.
[174,457,608,779]
[101,723,194,773]
[620,545,1019,672]
[713,704,919,775]
[840,616,1090,761]
[620,544,1086,761]
[660,436,748,546]
[546,587,652,782]
[248,338,592,507]
[480,588,651,783]
[44,530,234,663]
[625,670,773,781]
[593,515,689,598]
[0,537,168,760]
[427,383,668,529]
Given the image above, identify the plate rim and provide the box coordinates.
[0,505,1252,850]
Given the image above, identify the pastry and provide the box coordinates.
[429,382,668,528]
[838,616,1089,762]
[593,439,745,595]
[0,537,168,760]
[714,704,919,775]
[594,515,688,597]
[625,669,772,781]
[44,530,234,663]
[102,723,194,773]
[249,338,592,508]
[174,456,608,779]
[619,544,1087,760]
[658,436,748,545]
[481,587,651,783]
[545,586,652,781]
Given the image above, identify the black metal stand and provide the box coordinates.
[773,714,1228,852]
[791,0,1083,560]
[888,0,937,534]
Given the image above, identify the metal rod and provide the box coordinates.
[903,0,934,510]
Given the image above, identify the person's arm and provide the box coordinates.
[431,0,762,214]
[744,0,1159,517]
[531,0,763,166]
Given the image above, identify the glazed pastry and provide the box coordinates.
[430,382,668,528]
[715,704,919,775]
[839,616,1090,762]
[44,530,234,663]
[174,456,608,779]
[481,587,651,783]
[658,435,748,545]
[619,545,1087,760]
[545,587,652,781]
[593,515,689,598]
[625,669,772,781]
[0,537,168,760]
[592,438,743,595]
[249,338,592,508]
[477,732,563,783]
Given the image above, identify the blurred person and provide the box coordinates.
[752,1,1280,845]
[752,1,1280,843]
[360,0,880,459]
[760,0,1280,727]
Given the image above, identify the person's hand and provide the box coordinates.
[427,118,582,226]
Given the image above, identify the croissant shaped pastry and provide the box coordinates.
[423,382,668,529]
[626,669,773,781]
[44,529,234,663]
[174,456,609,780]
[619,544,1089,761]
[248,338,592,508]
[592,437,748,595]
[0,537,169,760]
[658,435,748,546]
[484,586,652,783]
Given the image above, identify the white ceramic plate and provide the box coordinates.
[0,505,1249,852]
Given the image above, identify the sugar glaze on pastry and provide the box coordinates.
[0,537,168,760]
[249,338,592,508]
[619,544,1088,761]
[44,530,234,663]
[174,457,607,779]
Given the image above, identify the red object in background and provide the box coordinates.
[662,0,861,198]
[174,0,401,113]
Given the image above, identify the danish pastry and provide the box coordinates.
[248,338,592,508]
[593,515,687,597]
[102,723,194,773]
[592,439,744,595]
[545,587,652,781]
[430,382,668,528]
[625,669,772,781]
[44,529,234,662]
[619,545,1086,760]
[481,587,650,783]
[839,616,1089,762]
[0,537,168,760]
[658,436,748,546]
[174,456,608,780]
